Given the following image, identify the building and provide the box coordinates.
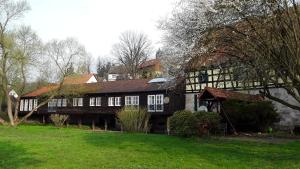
[19,78,185,133]
[107,65,130,81]
[185,50,300,128]
[63,73,98,84]
[138,59,163,79]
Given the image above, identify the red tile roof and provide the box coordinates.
[23,84,59,97]
[63,73,95,84]
[198,87,263,102]
[139,59,160,69]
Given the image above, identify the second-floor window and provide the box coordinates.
[148,94,164,112]
[73,98,83,107]
[108,97,121,106]
[90,97,95,106]
[20,100,24,111]
[125,96,139,107]
[24,99,28,111]
[20,99,38,111]
[90,97,101,106]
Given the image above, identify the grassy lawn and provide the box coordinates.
[0,125,300,169]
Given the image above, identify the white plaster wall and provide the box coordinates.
[240,88,300,127]
[86,76,98,83]
[185,93,196,112]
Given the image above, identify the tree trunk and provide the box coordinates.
[0,97,2,113]
[6,93,14,126]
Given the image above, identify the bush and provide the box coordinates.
[169,110,198,137]
[50,114,69,127]
[194,111,221,135]
[223,100,279,132]
[117,107,150,133]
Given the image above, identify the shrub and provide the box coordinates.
[117,107,150,133]
[50,114,69,127]
[169,110,198,137]
[223,100,279,132]
[194,111,221,135]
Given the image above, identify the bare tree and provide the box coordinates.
[96,57,111,81]
[112,31,152,79]
[16,38,87,125]
[0,0,30,125]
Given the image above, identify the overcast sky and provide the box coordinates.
[21,0,175,62]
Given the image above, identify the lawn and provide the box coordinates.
[0,125,300,169]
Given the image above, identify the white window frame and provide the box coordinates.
[96,97,101,106]
[125,96,139,107]
[24,99,28,111]
[108,97,114,106]
[73,98,78,107]
[62,99,67,107]
[57,99,62,107]
[20,99,24,111]
[90,97,95,106]
[147,94,164,112]
[115,97,121,106]
[147,95,156,112]
[33,99,38,111]
[78,98,83,107]
[155,94,164,112]
[28,99,33,111]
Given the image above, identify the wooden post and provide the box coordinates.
[92,119,95,131]
[104,119,108,131]
[78,117,82,128]
[42,115,45,124]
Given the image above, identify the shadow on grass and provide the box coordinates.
[0,141,41,169]
[83,132,300,168]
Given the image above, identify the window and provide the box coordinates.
[33,99,38,111]
[57,99,62,107]
[62,99,67,107]
[90,97,95,106]
[147,95,155,112]
[24,99,28,111]
[108,97,114,106]
[48,99,57,108]
[115,97,121,106]
[156,94,164,112]
[78,98,83,106]
[125,96,139,107]
[147,94,164,112]
[28,99,33,111]
[108,97,121,106]
[96,97,101,106]
[73,98,77,106]
[20,100,24,111]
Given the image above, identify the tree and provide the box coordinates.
[0,0,30,125]
[161,0,300,111]
[209,0,300,111]
[112,31,152,79]
[16,38,87,125]
[96,57,111,81]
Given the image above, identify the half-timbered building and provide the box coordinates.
[185,52,300,128]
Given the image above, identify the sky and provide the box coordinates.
[21,0,175,63]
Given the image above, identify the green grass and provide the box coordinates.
[0,125,300,169]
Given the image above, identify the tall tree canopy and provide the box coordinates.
[161,0,300,111]
[112,31,152,79]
